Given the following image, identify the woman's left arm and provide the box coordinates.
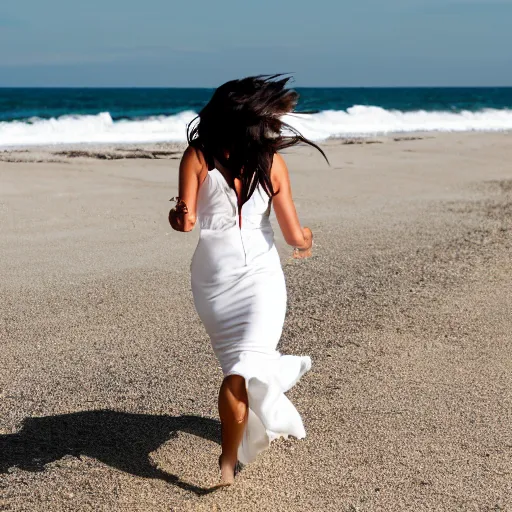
[169,146,207,232]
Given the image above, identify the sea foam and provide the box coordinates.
[1,106,512,147]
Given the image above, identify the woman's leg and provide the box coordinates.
[218,375,248,484]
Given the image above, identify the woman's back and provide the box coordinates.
[196,168,272,231]
[192,168,279,280]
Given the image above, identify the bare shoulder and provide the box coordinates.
[271,152,288,174]
[181,145,207,172]
[270,152,290,193]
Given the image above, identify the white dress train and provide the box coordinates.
[190,168,311,464]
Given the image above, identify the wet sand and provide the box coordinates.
[1,133,511,511]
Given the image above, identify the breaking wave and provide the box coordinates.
[1,106,512,147]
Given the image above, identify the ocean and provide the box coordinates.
[1,87,512,147]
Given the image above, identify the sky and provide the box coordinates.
[0,0,511,87]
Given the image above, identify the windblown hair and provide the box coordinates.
[187,75,328,207]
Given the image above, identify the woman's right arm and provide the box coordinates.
[271,153,313,258]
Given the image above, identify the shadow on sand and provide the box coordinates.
[0,410,222,496]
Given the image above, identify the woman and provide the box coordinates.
[169,75,327,485]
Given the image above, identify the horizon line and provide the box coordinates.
[1,85,512,90]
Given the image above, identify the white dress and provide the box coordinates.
[190,168,312,465]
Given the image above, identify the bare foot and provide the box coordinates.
[219,455,236,486]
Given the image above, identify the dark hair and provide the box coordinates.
[187,75,328,207]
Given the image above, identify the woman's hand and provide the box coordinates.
[293,227,313,259]
[169,197,192,232]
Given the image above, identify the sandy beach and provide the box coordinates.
[1,132,511,511]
